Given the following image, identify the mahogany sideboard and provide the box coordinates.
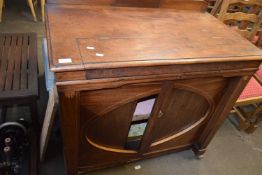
[45,4,262,175]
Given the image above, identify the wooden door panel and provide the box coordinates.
[79,82,163,168]
[85,101,136,149]
[151,88,210,143]
[79,138,138,170]
[80,82,161,116]
[144,77,228,151]
[80,82,161,152]
[147,122,204,154]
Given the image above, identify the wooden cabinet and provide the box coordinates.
[46,5,262,174]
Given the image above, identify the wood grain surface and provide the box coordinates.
[46,5,262,72]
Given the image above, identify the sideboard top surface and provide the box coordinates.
[46,5,262,72]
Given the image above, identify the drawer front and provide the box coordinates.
[85,61,259,80]
[55,61,259,82]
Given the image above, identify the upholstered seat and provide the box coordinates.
[233,75,262,133]
[238,77,262,102]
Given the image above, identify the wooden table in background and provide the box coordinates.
[45,4,262,175]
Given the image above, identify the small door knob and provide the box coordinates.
[158,110,164,118]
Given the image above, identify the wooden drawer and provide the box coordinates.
[55,61,260,82]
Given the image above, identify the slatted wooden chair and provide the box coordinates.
[206,0,219,13]
[210,0,222,15]
[217,0,262,41]
[231,71,262,133]
[41,0,45,21]
[210,0,251,16]
[0,0,38,22]
[0,33,39,127]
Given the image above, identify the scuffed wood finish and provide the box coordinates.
[45,5,262,174]
[46,5,262,72]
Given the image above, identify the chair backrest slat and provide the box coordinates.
[230,0,262,6]
[238,29,251,37]
[223,11,258,22]
[218,0,262,41]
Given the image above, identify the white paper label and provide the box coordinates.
[134,165,141,170]
[86,46,95,50]
[96,53,104,57]
[58,58,72,64]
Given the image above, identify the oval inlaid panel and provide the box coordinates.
[80,82,162,151]
[149,85,213,147]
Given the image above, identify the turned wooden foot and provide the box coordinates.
[196,154,205,160]
[192,144,206,159]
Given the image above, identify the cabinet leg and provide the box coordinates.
[192,144,206,159]
[196,76,251,154]
[59,91,80,175]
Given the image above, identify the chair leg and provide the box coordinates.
[0,0,3,22]
[30,100,39,130]
[250,103,262,117]
[245,124,258,134]
[233,107,250,131]
[27,0,37,22]
[41,0,45,22]
[211,0,222,16]
[245,105,262,134]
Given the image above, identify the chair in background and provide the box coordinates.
[216,0,262,133]
[205,0,220,14]
[210,0,222,15]
[28,0,38,22]
[41,0,45,21]
[217,0,262,41]
[0,0,38,22]
[0,0,3,22]
[231,75,262,133]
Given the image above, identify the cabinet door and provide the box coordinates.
[79,82,162,168]
[78,77,227,170]
[140,78,226,153]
